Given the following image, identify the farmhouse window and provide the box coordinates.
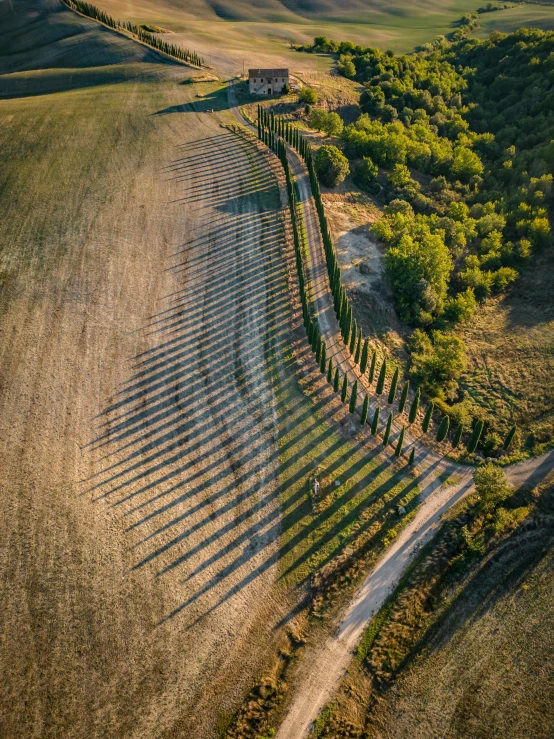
[261,78,264,82]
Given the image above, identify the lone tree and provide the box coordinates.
[341,374,349,403]
[388,367,399,404]
[349,380,358,414]
[315,145,350,187]
[360,394,369,424]
[376,358,387,395]
[370,406,380,435]
[298,86,317,104]
[383,411,393,445]
[395,426,405,457]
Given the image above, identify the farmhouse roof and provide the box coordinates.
[248,69,289,78]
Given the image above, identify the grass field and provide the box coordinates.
[96,0,554,74]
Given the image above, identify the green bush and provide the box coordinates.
[315,145,350,187]
[298,87,317,104]
[353,156,379,193]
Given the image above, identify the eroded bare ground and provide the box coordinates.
[0,3,299,729]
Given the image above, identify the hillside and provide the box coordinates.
[310,470,554,738]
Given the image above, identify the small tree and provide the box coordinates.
[452,423,464,449]
[422,402,434,433]
[333,368,340,392]
[327,358,333,383]
[322,111,344,137]
[315,145,350,187]
[360,338,370,374]
[504,425,517,450]
[369,351,377,383]
[349,380,358,414]
[341,374,349,403]
[383,412,393,445]
[467,420,484,454]
[360,394,369,424]
[353,156,379,193]
[298,86,317,104]
[398,381,409,414]
[408,389,420,424]
[370,406,380,435]
[388,367,399,404]
[408,447,415,466]
[376,359,387,395]
[395,426,405,456]
[436,415,450,442]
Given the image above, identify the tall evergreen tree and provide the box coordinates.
[349,318,357,354]
[395,426,405,457]
[354,329,362,364]
[452,423,464,449]
[422,402,434,433]
[436,415,450,442]
[368,351,377,383]
[504,425,517,449]
[360,394,369,425]
[408,447,415,466]
[341,374,348,403]
[327,357,333,383]
[398,381,409,414]
[383,411,393,445]
[387,367,399,404]
[315,334,322,362]
[376,358,387,395]
[349,380,358,414]
[467,420,484,454]
[360,338,370,374]
[333,367,340,393]
[320,343,327,373]
[370,406,380,435]
[408,388,420,424]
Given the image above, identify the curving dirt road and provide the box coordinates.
[226,81,554,739]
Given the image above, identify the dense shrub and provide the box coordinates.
[315,145,350,187]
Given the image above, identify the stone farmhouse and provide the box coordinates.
[249,68,289,95]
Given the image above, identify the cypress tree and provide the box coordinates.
[398,381,409,414]
[360,394,369,425]
[368,351,377,383]
[354,328,362,364]
[383,411,393,446]
[341,374,349,403]
[436,415,450,442]
[422,402,434,433]
[452,423,464,449]
[387,367,399,404]
[504,425,517,449]
[333,368,340,393]
[349,380,358,414]
[327,358,333,383]
[320,343,327,373]
[408,447,415,466]
[343,309,352,346]
[360,338,370,374]
[395,426,405,457]
[376,358,387,395]
[307,321,313,344]
[349,319,357,354]
[370,406,380,435]
[408,388,420,424]
[467,420,484,454]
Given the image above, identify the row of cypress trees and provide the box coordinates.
[62,0,204,66]
[256,109,494,458]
